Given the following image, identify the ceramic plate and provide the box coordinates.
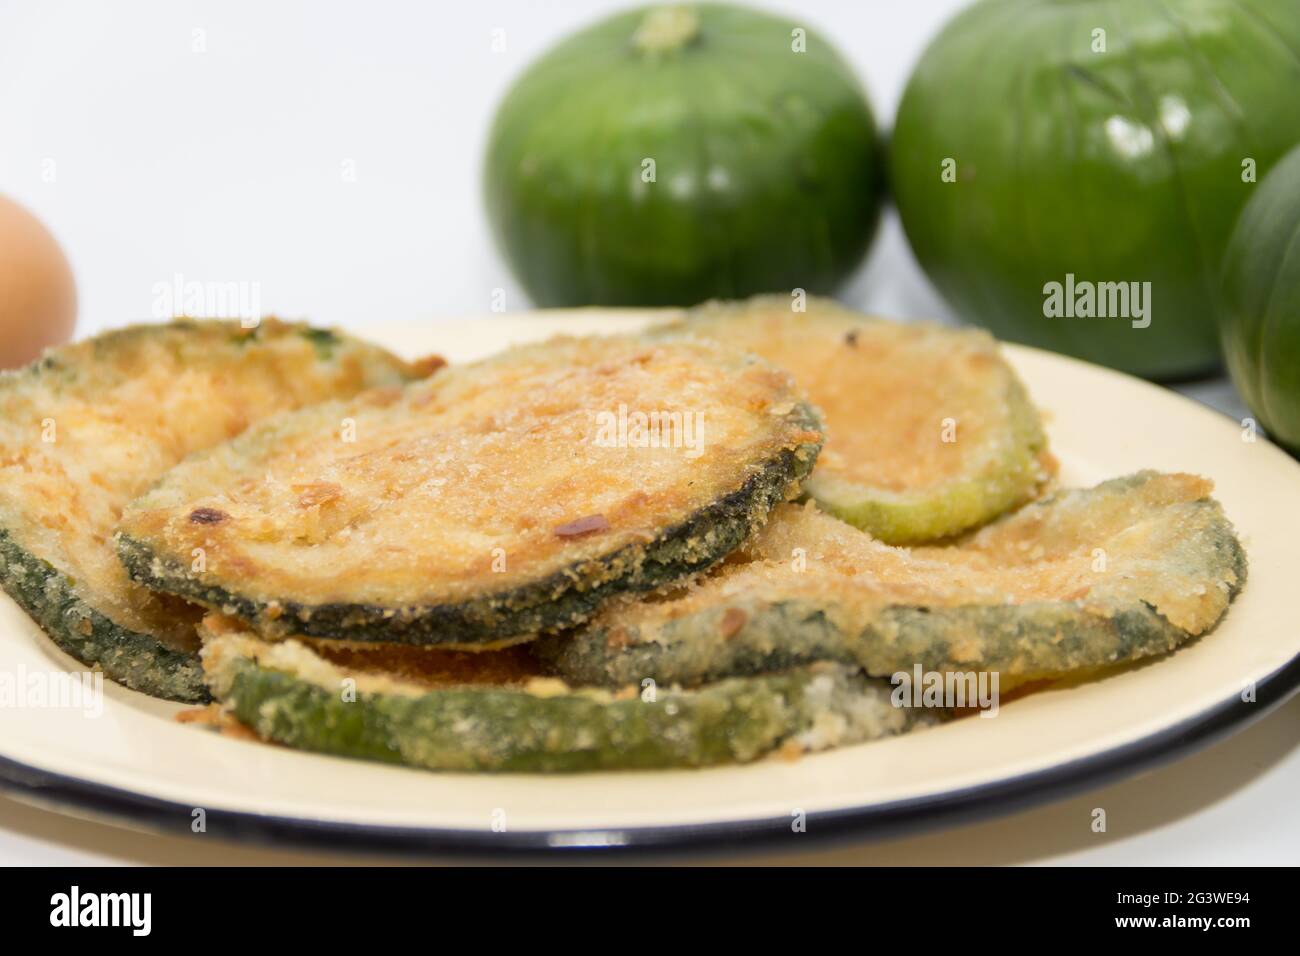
[2,312,1298,855]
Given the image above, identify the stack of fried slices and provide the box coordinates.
[0,300,1246,772]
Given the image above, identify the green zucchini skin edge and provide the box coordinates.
[208,649,934,773]
[539,495,1248,688]
[0,320,418,703]
[806,373,1048,545]
[657,298,1052,544]
[540,595,1232,690]
[117,404,823,647]
[0,528,208,702]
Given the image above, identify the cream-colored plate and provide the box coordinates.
[2,312,1298,854]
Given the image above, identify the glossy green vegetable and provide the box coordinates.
[1221,145,1300,454]
[892,0,1300,380]
[484,3,882,307]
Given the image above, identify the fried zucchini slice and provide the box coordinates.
[0,320,422,702]
[539,472,1247,689]
[199,620,936,773]
[663,295,1054,543]
[118,336,823,647]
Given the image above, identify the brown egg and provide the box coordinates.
[0,194,77,369]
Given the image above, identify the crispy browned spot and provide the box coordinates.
[189,507,228,525]
[409,354,448,378]
[720,607,747,639]
[175,703,262,740]
[294,481,342,509]
[555,514,610,539]
[359,386,404,408]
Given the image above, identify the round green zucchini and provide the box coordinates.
[201,629,936,773]
[117,335,823,647]
[0,320,422,702]
[663,295,1054,543]
[483,3,883,307]
[1220,144,1300,455]
[891,0,1300,379]
[539,472,1247,688]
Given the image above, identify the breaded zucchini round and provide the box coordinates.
[200,622,935,773]
[118,335,823,647]
[663,295,1054,543]
[0,320,423,702]
[539,472,1247,689]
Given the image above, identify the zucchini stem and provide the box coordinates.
[632,6,700,55]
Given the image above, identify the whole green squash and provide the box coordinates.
[891,0,1300,380]
[483,4,882,307]
[1221,144,1300,454]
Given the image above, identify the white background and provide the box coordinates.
[0,0,1294,865]
[0,0,960,335]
